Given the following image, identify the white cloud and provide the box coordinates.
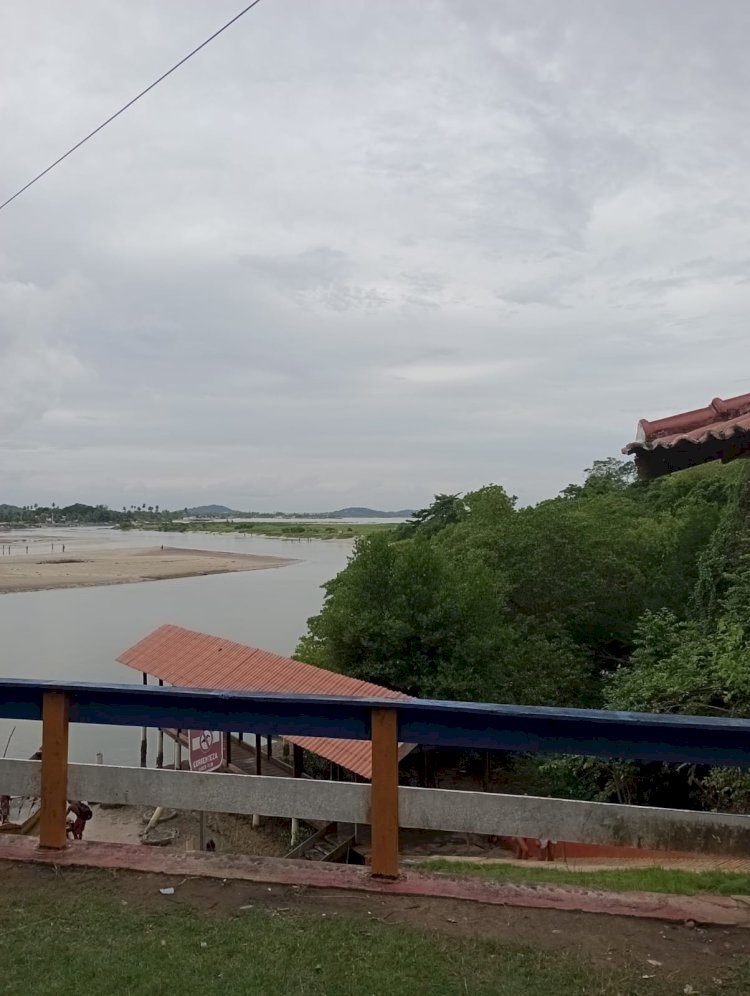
[0,273,88,434]
[388,362,516,385]
[0,1,748,508]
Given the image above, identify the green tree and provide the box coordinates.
[561,457,637,499]
[396,493,467,539]
[296,451,746,809]
[297,531,595,705]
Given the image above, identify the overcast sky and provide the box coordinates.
[1,1,749,511]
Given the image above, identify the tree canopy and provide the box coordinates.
[296,456,750,809]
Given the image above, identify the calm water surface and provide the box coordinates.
[0,527,352,763]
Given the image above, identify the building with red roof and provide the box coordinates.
[623,391,750,478]
[118,624,415,780]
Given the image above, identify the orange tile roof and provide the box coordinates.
[117,624,412,779]
[623,391,750,478]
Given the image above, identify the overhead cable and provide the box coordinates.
[0,0,265,214]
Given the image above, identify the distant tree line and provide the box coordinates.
[0,502,172,526]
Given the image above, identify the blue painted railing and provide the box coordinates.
[2,677,750,767]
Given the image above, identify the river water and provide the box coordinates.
[0,526,354,764]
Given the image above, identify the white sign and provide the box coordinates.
[188,730,224,772]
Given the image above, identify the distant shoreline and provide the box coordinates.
[134,521,397,541]
[0,546,296,595]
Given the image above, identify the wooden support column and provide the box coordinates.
[156,680,164,769]
[140,672,147,767]
[252,733,263,827]
[254,734,262,776]
[39,691,70,849]
[290,744,303,846]
[225,732,232,768]
[292,744,303,778]
[370,707,399,879]
[266,735,272,759]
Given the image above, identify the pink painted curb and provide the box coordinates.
[1,835,749,927]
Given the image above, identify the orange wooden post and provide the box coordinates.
[39,691,70,849]
[370,707,399,878]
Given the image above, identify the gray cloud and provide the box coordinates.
[1,1,749,510]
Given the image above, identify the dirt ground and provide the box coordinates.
[0,545,294,594]
[86,805,518,863]
[2,859,749,990]
[398,828,513,859]
[94,808,738,871]
[86,804,293,857]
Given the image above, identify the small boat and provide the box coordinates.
[0,795,41,835]
[0,748,43,835]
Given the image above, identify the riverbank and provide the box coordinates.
[0,546,295,594]
[136,521,397,540]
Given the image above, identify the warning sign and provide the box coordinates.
[188,730,224,773]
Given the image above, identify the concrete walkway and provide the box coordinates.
[2,834,750,927]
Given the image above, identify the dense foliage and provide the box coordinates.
[296,456,750,810]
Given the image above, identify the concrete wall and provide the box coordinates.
[3,758,750,856]
[68,763,371,824]
[399,785,750,855]
[0,759,39,797]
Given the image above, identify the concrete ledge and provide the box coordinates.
[1,834,749,927]
[0,759,40,796]
[4,757,750,857]
[66,763,370,823]
[400,786,750,855]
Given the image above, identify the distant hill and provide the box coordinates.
[327,508,414,518]
[2,501,415,521]
[183,504,414,519]
[183,504,243,517]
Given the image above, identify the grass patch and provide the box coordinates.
[139,521,395,541]
[419,858,750,896]
[0,871,714,996]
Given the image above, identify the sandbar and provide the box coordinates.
[0,546,297,595]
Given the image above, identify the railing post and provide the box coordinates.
[370,707,399,879]
[39,691,70,849]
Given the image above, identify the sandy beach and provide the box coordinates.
[0,546,296,594]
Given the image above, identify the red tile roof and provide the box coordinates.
[623,392,750,478]
[117,624,412,779]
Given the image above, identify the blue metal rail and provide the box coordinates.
[2,677,750,767]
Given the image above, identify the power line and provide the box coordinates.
[0,0,265,215]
